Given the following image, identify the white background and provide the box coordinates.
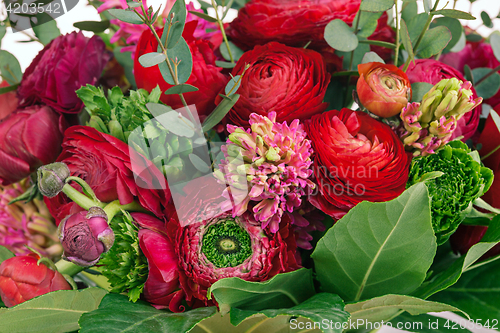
[1,0,499,331]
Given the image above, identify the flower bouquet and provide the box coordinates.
[1,0,500,332]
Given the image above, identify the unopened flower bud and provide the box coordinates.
[37,162,70,197]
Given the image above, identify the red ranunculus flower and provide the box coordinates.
[0,105,67,186]
[0,254,71,307]
[220,42,330,128]
[0,81,18,122]
[305,108,411,219]
[356,62,411,118]
[167,177,300,306]
[134,21,228,119]
[44,126,171,225]
[17,32,110,114]
[404,59,480,141]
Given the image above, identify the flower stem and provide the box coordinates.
[61,184,105,210]
[103,200,149,222]
[394,0,400,67]
[349,10,362,71]
[358,40,396,49]
[481,143,500,160]
[475,64,500,86]
[55,259,85,276]
[65,176,100,203]
[211,0,234,63]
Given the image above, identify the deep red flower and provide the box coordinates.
[133,21,228,119]
[44,126,171,225]
[17,32,109,114]
[220,42,330,128]
[305,108,411,219]
[404,59,480,141]
[0,254,71,307]
[0,105,67,186]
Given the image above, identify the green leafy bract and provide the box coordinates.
[407,141,494,244]
[98,213,148,302]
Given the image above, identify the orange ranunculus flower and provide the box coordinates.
[356,62,411,118]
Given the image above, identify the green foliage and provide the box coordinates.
[98,213,148,302]
[481,11,493,28]
[417,26,452,58]
[0,245,14,265]
[0,288,107,333]
[79,293,217,333]
[324,19,358,52]
[0,50,22,84]
[202,94,240,132]
[31,13,61,45]
[108,9,143,24]
[472,67,500,99]
[312,183,436,302]
[138,52,167,67]
[157,37,193,84]
[432,9,476,20]
[407,141,494,244]
[411,82,434,103]
[400,19,415,63]
[359,0,394,13]
[73,21,111,33]
[208,269,316,314]
[162,0,186,49]
[389,313,473,332]
[220,41,245,62]
[490,33,500,62]
[431,17,463,52]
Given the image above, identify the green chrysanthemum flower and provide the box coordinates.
[407,141,493,244]
[98,212,148,302]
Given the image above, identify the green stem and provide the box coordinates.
[222,0,235,20]
[66,176,100,203]
[61,184,105,210]
[349,10,362,71]
[394,0,400,67]
[358,40,397,49]
[481,143,500,160]
[102,200,149,222]
[211,0,234,63]
[475,64,500,86]
[55,259,85,276]
[402,0,441,71]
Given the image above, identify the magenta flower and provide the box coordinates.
[216,112,315,233]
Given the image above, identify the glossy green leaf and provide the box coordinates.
[229,293,349,332]
[31,13,61,45]
[108,9,143,24]
[0,83,19,95]
[209,268,315,314]
[389,313,473,332]
[400,19,415,64]
[411,82,434,103]
[312,183,436,302]
[0,288,107,333]
[359,0,394,12]
[432,9,476,20]
[489,33,500,63]
[73,21,111,33]
[158,37,192,85]
[164,84,199,95]
[0,245,14,265]
[407,13,429,45]
[354,11,382,38]
[0,50,22,84]
[220,41,244,62]
[481,11,493,28]
[215,60,236,68]
[79,293,216,333]
[402,0,418,24]
[472,67,500,99]
[346,294,467,323]
[423,0,432,13]
[202,94,240,132]
[413,215,500,299]
[324,19,358,52]
[417,26,452,58]
[138,52,166,68]
[162,0,186,49]
[431,17,463,52]
[188,10,217,22]
[361,51,384,64]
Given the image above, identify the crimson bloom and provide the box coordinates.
[404,59,480,141]
[134,21,227,119]
[305,109,411,219]
[0,105,67,186]
[0,254,71,307]
[17,32,109,114]
[44,126,171,225]
[221,42,330,128]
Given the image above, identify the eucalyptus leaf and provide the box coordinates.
[345,294,467,323]
[402,0,418,24]
[229,293,350,333]
[359,0,394,12]
[164,84,199,95]
[127,1,142,8]
[209,268,315,314]
[411,82,434,103]
[138,52,166,68]
[464,65,473,83]
[202,94,240,132]
[220,41,244,62]
[0,288,107,333]
[400,19,415,63]
[361,51,384,64]
[73,21,110,33]
[423,0,432,13]
[158,37,192,84]
[31,13,60,45]
[472,67,500,99]
[146,102,173,118]
[431,17,463,52]
[0,50,22,84]
[162,0,186,49]
[432,9,476,20]
[79,293,217,333]
[490,33,500,63]
[0,24,6,47]
[338,42,371,70]
[324,19,358,52]
[0,245,14,264]
[188,10,217,23]
[189,153,211,173]
[108,9,143,24]
[312,183,436,302]
[417,26,452,58]
[407,13,429,45]
[354,11,382,38]
[215,61,236,68]
[156,111,195,137]
[481,11,493,28]
[225,75,241,96]
[450,31,466,53]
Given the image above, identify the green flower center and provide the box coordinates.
[201,220,252,268]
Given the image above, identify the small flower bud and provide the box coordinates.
[37,162,70,197]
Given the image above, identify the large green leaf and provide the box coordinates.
[0,288,107,333]
[430,259,500,321]
[312,183,436,302]
[431,17,463,52]
[417,26,452,58]
[0,245,14,264]
[229,293,350,333]
[389,313,473,332]
[472,68,500,99]
[407,13,429,45]
[202,94,240,132]
[31,13,61,45]
[0,50,22,85]
[162,0,186,49]
[413,215,500,299]
[359,0,394,12]
[324,19,358,52]
[354,11,382,38]
[208,268,316,314]
[158,37,192,85]
[79,293,216,333]
[346,294,466,323]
